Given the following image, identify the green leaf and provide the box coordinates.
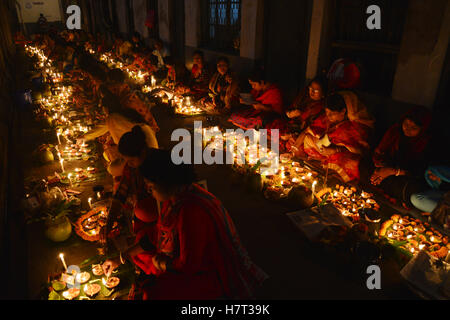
[250,160,262,173]
[319,193,329,207]
[100,286,113,297]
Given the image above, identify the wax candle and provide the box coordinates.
[312,180,318,196]
[59,158,65,173]
[59,253,68,271]
[88,198,93,209]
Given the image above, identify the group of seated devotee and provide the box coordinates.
[22,28,449,298]
[24,29,268,299]
[46,29,449,214]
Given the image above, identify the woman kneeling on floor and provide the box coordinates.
[291,91,374,182]
[102,148,268,300]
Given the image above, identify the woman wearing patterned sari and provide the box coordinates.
[102,149,268,300]
[292,91,374,182]
[200,57,240,114]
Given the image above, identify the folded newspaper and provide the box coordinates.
[400,250,450,299]
[286,204,353,241]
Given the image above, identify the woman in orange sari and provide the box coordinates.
[293,91,374,182]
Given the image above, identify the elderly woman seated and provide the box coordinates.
[291,91,374,182]
[199,56,239,114]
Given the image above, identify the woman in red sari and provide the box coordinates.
[286,75,328,131]
[370,107,433,206]
[102,149,268,300]
[293,91,374,182]
[284,75,328,150]
[229,70,284,131]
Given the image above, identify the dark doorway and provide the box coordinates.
[171,0,185,62]
[263,0,313,104]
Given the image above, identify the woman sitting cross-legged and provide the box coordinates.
[370,106,435,207]
[162,56,189,91]
[102,149,268,300]
[284,75,329,148]
[286,75,328,132]
[229,69,284,130]
[200,56,240,115]
[291,91,374,182]
[176,50,211,98]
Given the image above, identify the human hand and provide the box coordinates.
[253,103,265,111]
[287,110,301,118]
[152,254,170,272]
[370,167,395,186]
[102,258,120,277]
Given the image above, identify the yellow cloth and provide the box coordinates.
[84,113,159,148]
